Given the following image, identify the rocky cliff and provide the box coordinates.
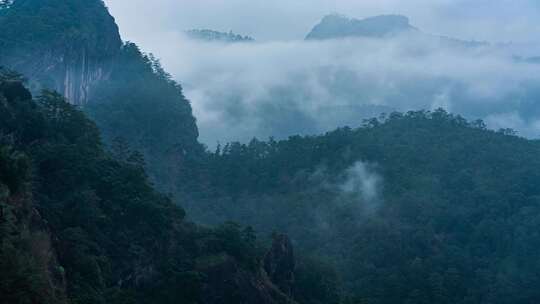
[264,234,295,297]
[199,253,296,304]
[0,0,122,105]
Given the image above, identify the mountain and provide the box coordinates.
[0,0,203,191]
[306,14,487,48]
[0,2,328,303]
[306,14,417,40]
[3,2,540,304]
[0,0,122,105]
[186,29,255,43]
[0,71,300,304]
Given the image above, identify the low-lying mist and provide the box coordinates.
[147,32,540,146]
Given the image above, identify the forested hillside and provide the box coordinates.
[0,0,203,191]
[0,72,302,304]
[85,42,202,193]
[179,111,540,304]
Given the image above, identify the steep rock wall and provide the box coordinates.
[0,0,122,105]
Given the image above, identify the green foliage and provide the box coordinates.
[294,256,342,304]
[4,2,539,302]
[0,240,53,304]
[86,42,203,191]
[209,223,259,269]
[181,109,540,304]
[0,72,265,304]
[0,110,58,303]
[0,145,29,194]
[37,91,102,149]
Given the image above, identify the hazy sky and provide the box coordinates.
[104,0,540,43]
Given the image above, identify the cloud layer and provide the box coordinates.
[103,1,540,145]
[137,32,540,145]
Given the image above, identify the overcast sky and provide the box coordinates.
[104,0,540,43]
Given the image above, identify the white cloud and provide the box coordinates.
[102,0,540,145]
[139,32,540,145]
[340,161,382,205]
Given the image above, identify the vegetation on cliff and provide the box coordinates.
[0,0,122,104]
[86,42,203,193]
[0,71,300,304]
[186,29,255,43]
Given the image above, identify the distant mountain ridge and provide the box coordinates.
[306,14,487,47]
[186,29,255,43]
[0,0,203,193]
[306,14,417,40]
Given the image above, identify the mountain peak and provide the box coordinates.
[0,0,122,105]
[306,14,416,40]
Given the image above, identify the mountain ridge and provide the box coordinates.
[306,13,488,48]
[306,14,417,40]
[186,29,255,43]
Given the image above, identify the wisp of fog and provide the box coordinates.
[144,32,540,146]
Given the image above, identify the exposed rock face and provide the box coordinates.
[0,0,122,105]
[306,14,417,40]
[196,235,297,304]
[199,254,296,304]
[264,234,295,297]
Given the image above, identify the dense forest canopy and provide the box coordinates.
[86,42,203,192]
[0,71,308,304]
[177,111,540,303]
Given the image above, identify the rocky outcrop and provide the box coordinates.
[198,254,295,304]
[10,43,119,105]
[196,235,297,304]
[264,234,295,297]
[0,0,122,105]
